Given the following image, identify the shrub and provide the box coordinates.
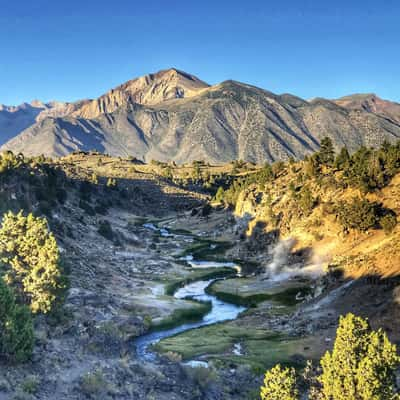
[80,370,108,397]
[106,177,117,188]
[260,364,298,400]
[21,375,39,394]
[215,186,225,203]
[98,220,113,240]
[0,279,33,362]
[336,198,378,232]
[379,214,397,235]
[298,186,317,216]
[0,211,62,313]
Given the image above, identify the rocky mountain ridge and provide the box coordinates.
[2,69,400,163]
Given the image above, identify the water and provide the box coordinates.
[135,224,245,361]
[134,278,245,361]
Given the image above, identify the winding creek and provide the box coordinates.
[134,224,246,361]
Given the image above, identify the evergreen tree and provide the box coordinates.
[318,137,335,165]
[336,198,378,232]
[319,313,399,400]
[334,147,351,170]
[0,211,61,313]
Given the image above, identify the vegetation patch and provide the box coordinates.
[206,279,311,307]
[150,300,212,331]
[154,322,318,372]
[177,239,233,261]
[164,267,236,296]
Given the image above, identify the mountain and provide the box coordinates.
[2,69,400,163]
[70,68,209,119]
[0,100,76,144]
[334,93,400,125]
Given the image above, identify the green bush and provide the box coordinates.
[297,186,317,216]
[380,214,397,234]
[0,278,33,362]
[260,364,298,400]
[336,198,378,232]
[0,211,62,313]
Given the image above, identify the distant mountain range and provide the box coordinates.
[2,68,400,163]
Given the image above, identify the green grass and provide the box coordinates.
[150,300,212,331]
[206,283,312,307]
[164,267,236,296]
[154,322,318,372]
[177,238,233,261]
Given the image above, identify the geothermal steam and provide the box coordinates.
[265,238,324,281]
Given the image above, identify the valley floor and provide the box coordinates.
[0,165,399,399]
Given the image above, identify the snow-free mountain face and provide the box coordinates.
[2,69,400,163]
[0,100,75,144]
[69,68,210,119]
[334,93,400,125]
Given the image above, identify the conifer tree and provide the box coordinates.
[318,137,335,165]
[0,211,61,313]
[319,313,399,400]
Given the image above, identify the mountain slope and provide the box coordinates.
[2,70,400,163]
[70,68,210,119]
[335,93,400,125]
[0,100,78,144]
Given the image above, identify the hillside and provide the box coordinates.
[0,147,398,399]
[2,70,400,163]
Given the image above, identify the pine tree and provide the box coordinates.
[318,137,335,166]
[0,211,61,313]
[319,313,399,400]
[334,147,351,170]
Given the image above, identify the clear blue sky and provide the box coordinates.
[1,0,399,105]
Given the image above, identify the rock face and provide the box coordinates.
[2,69,400,162]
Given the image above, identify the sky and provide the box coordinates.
[1,0,399,105]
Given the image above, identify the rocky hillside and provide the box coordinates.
[0,100,75,143]
[2,69,400,163]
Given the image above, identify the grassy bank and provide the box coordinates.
[164,267,236,296]
[154,321,319,372]
[177,238,233,261]
[150,300,212,331]
[206,279,312,307]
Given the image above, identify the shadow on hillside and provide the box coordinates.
[0,161,207,219]
[320,272,400,345]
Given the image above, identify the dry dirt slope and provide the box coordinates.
[234,167,400,279]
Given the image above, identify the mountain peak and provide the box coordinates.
[334,93,400,124]
[71,69,209,119]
